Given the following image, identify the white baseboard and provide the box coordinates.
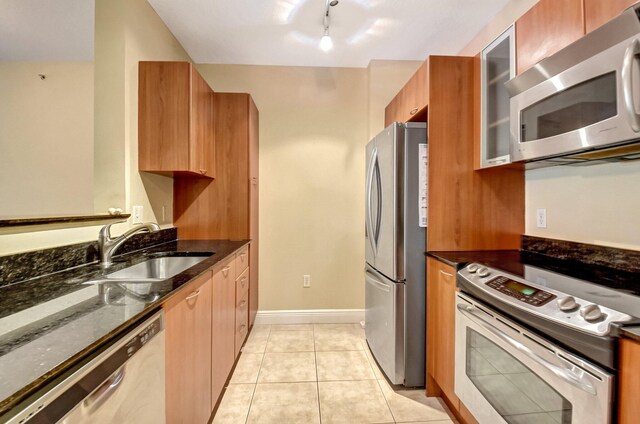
[254,309,365,325]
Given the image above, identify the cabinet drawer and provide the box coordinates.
[236,268,249,300]
[235,291,249,356]
[217,256,236,285]
[236,289,249,327]
[234,246,249,278]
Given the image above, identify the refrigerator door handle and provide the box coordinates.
[366,148,378,256]
[365,271,390,292]
[373,157,382,250]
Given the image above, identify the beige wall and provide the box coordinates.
[197,63,415,310]
[526,163,640,249]
[2,0,191,255]
[458,0,539,56]
[0,62,94,218]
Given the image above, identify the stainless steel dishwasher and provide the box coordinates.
[6,310,165,424]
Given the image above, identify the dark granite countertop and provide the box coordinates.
[620,326,640,342]
[0,239,248,416]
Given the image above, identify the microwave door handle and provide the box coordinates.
[622,39,640,132]
[457,304,597,395]
[366,148,378,255]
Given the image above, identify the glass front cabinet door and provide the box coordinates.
[480,25,515,168]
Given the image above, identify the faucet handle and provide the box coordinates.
[99,220,128,241]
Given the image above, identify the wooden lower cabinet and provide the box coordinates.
[426,257,459,407]
[618,337,640,424]
[211,259,237,408]
[426,257,480,424]
[164,272,213,424]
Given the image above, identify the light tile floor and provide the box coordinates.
[213,324,457,424]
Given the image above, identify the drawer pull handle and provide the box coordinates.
[185,290,200,301]
[439,270,454,278]
[410,107,419,115]
[199,169,208,175]
[222,266,231,277]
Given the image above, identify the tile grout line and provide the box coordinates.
[244,325,271,424]
[361,338,399,424]
[313,324,323,424]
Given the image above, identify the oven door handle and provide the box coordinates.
[457,304,597,395]
[622,38,640,132]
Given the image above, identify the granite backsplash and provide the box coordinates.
[522,235,640,274]
[0,228,177,287]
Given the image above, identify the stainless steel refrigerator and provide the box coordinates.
[365,122,427,388]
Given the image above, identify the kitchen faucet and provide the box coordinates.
[98,221,161,268]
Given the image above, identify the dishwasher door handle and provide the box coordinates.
[83,365,127,413]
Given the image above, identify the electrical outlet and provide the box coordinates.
[536,208,547,228]
[303,275,311,288]
[132,205,143,224]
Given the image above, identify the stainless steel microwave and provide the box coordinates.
[506,3,640,164]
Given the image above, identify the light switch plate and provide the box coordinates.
[132,205,143,224]
[536,208,547,228]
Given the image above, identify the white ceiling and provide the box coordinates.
[0,0,512,66]
[0,0,94,61]
[148,0,512,68]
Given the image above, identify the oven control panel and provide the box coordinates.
[457,263,634,337]
[485,276,556,306]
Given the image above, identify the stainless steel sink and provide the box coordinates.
[85,254,211,284]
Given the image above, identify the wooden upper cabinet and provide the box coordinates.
[385,60,429,126]
[584,0,637,33]
[139,61,215,178]
[619,337,640,424]
[174,93,256,240]
[515,0,585,74]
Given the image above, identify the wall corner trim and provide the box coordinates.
[254,309,365,325]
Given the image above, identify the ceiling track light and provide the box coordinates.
[320,0,339,52]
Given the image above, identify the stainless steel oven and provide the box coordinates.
[455,262,638,424]
[506,3,640,163]
[455,292,612,424]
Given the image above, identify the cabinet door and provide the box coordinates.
[480,26,514,168]
[211,260,236,407]
[249,97,259,326]
[189,67,215,178]
[426,258,459,409]
[406,60,429,120]
[384,90,404,126]
[619,338,640,424]
[384,60,429,125]
[585,0,637,33]
[165,272,213,424]
[516,0,584,74]
[139,61,191,172]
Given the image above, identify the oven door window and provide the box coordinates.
[466,329,572,423]
[520,72,617,142]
